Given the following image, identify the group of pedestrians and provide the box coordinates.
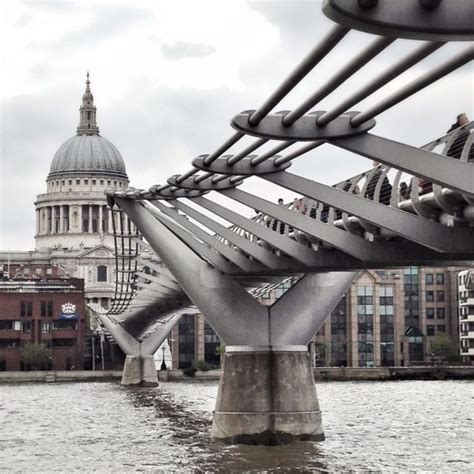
[256,113,471,231]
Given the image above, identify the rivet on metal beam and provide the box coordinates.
[358,0,378,10]
[419,0,442,10]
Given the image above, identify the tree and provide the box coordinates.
[430,333,460,364]
[20,343,52,370]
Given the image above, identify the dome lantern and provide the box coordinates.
[77,72,99,136]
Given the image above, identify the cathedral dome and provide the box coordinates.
[48,134,127,179]
[47,73,128,180]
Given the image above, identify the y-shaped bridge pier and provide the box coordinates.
[106,0,473,444]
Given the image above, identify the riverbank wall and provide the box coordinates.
[0,366,472,383]
[0,370,122,383]
[163,366,474,382]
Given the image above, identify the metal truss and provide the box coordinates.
[107,0,473,281]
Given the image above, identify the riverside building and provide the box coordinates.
[0,278,86,371]
[458,269,474,363]
[170,267,465,369]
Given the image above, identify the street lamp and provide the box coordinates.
[160,345,167,370]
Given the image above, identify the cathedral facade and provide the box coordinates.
[1,75,129,311]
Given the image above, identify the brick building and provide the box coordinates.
[0,278,86,371]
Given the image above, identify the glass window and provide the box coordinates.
[92,180,96,185]
[436,291,445,302]
[41,322,51,333]
[426,325,435,336]
[97,266,107,282]
[426,308,435,319]
[20,301,33,317]
[76,180,80,185]
[436,273,444,285]
[426,291,434,302]
[425,274,434,285]
[52,320,77,330]
[21,321,31,333]
[437,308,445,319]
[84,179,88,185]
[437,325,445,333]
[357,285,373,296]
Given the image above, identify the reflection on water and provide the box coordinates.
[0,380,472,472]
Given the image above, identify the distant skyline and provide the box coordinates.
[1,0,472,250]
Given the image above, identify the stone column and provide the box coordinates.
[52,206,56,234]
[65,205,70,232]
[78,205,83,233]
[108,209,113,233]
[98,205,103,233]
[35,209,40,235]
[59,205,64,233]
[212,348,324,444]
[88,205,93,233]
[41,208,46,234]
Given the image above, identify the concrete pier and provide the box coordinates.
[211,348,324,445]
[121,355,158,387]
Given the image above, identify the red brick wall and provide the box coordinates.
[0,282,86,371]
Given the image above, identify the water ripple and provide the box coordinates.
[0,380,472,472]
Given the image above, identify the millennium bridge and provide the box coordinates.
[89,0,473,445]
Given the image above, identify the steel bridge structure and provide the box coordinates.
[98,0,473,445]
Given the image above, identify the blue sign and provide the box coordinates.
[59,312,79,321]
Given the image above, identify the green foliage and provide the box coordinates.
[20,343,52,370]
[182,365,197,377]
[215,344,225,355]
[183,360,219,376]
[430,333,460,364]
[194,360,214,372]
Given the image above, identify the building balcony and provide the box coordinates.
[52,330,78,339]
[460,347,474,355]
[0,330,21,339]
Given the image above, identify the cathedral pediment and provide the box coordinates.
[76,245,114,259]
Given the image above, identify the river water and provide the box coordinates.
[0,380,472,472]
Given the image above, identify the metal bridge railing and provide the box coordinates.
[108,0,474,274]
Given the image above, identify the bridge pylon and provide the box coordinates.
[117,197,355,444]
[90,307,180,387]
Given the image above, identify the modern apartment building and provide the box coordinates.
[458,269,474,364]
[169,266,464,368]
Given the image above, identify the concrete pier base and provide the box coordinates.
[211,349,324,445]
[121,355,158,387]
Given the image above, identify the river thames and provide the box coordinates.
[0,380,472,472]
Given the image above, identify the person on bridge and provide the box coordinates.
[447,113,469,134]
[446,113,471,160]
[364,161,392,205]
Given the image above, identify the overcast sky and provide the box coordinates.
[0,0,472,250]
